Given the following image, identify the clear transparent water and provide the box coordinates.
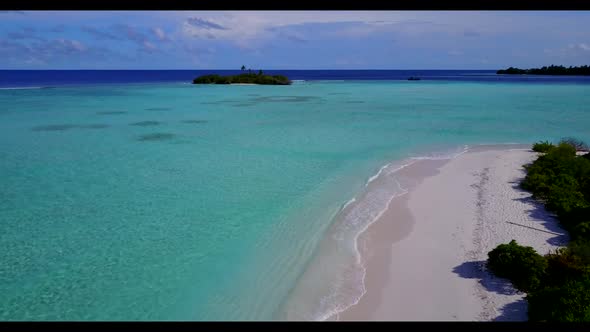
[1,81,589,320]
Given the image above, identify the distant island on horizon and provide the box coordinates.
[497,65,590,76]
[193,66,292,85]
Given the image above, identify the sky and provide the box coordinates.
[0,11,589,69]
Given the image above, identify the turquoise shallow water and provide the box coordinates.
[1,81,589,320]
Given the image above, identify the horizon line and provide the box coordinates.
[0,68,500,71]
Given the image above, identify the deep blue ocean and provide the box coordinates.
[2,70,590,88]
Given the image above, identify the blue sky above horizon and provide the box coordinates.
[0,11,589,70]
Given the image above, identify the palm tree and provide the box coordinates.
[241,65,246,71]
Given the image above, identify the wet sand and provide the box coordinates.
[339,147,568,321]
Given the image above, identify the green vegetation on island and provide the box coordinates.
[497,65,590,76]
[487,138,590,321]
[487,240,548,293]
[192,66,291,85]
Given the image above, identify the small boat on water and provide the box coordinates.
[407,77,421,81]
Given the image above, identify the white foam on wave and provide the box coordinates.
[310,144,471,321]
[507,148,532,151]
[409,144,469,161]
[315,180,409,321]
[365,145,469,187]
[341,197,357,210]
[365,162,391,186]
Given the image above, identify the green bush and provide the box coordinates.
[192,72,291,85]
[529,244,590,321]
[545,174,588,216]
[520,142,590,227]
[487,240,548,292]
[521,172,553,199]
[572,222,590,241]
[489,138,590,321]
[527,277,590,322]
[560,137,589,152]
[552,142,577,158]
[497,65,590,76]
[193,74,222,84]
[532,140,554,153]
[567,241,590,266]
[544,247,590,286]
[522,143,576,188]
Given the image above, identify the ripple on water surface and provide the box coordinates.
[129,121,162,127]
[137,133,176,141]
[96,111,127,115]
[31,124,111,131]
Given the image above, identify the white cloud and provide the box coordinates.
[152,27,169,41]
[179,11,427,47]
[545,42,590,58]
[24,57,45,65]
[174,11,525,48]
[0,37,98,67]
[142,41,156,51]
[179,12,438,49]
[174,11,532,41]
[181,14,274,48]
[5,11,590,69]
[571,43,590,51]
[55,38,87,52]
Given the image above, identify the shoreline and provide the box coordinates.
[336,145,569,321]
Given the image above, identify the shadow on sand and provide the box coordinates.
[453,261,520,296]
[509,180,569,247]
[453,260,527,321]
[493,299,527,321]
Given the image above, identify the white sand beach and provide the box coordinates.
[339,146,569,321]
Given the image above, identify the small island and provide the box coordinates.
[497,65,590,76]
[193,66,292,85]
